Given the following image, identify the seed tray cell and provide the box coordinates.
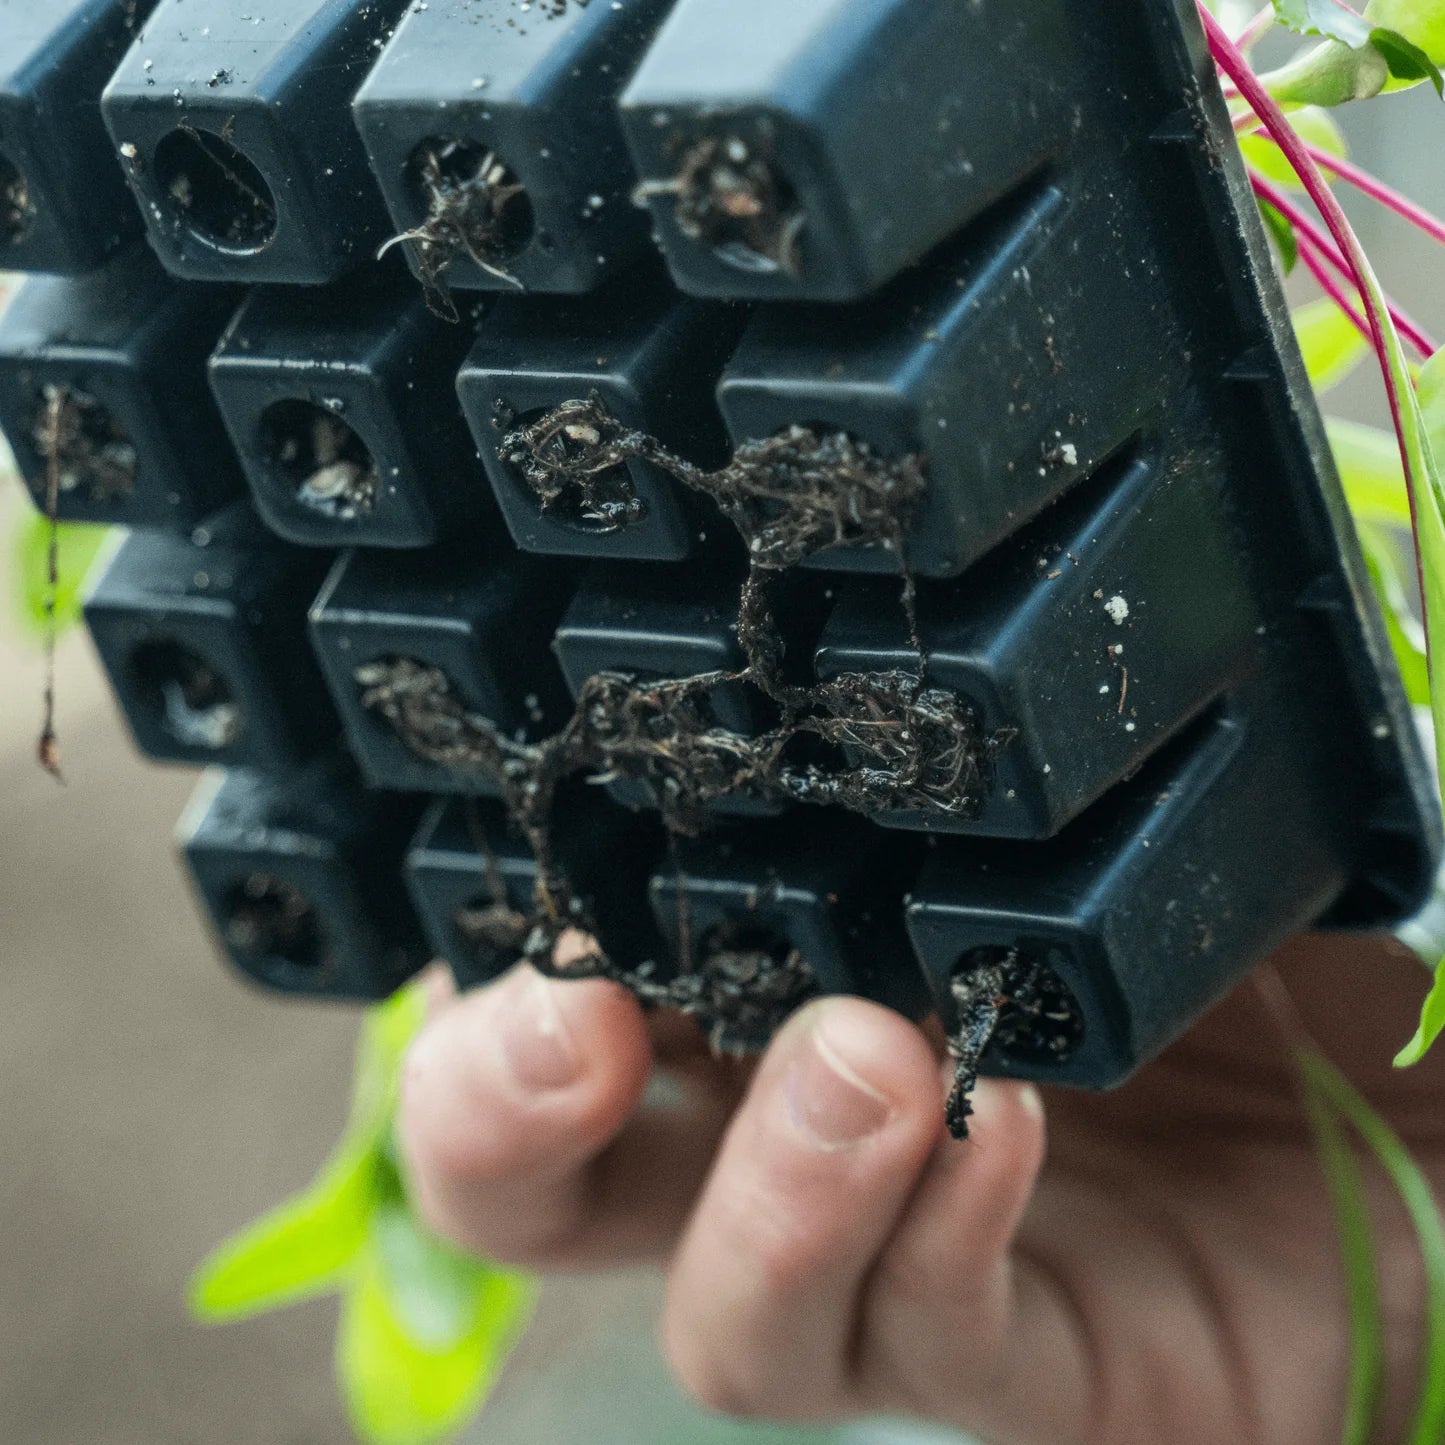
[83,504,336,771]
[405,796,666,993]
[208,266,487,548]
[457,285,744,562]
[0,250,242,531]
[180,762,428,1001]
[102,0,410,284]
[308,544,575,798]
[353,0,674,297]
[0,0,155,275]
[619,0,1074,301]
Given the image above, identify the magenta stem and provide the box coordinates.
[1304,141,1445,249]
[1236,5,1275,51]
[1251,174,1439,358]
[1199,4,1426,601]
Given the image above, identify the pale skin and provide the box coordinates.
[399,932,1445,1444]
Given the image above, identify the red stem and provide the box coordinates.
[1252,174,1439,358]
[1303,141,1445,249]
[1202,6,1424,561]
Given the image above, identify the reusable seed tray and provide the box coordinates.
[2,0,1439,1133]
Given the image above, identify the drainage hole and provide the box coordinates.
[153,126,278,252]
[403,136,535,276]
[129,640,243,750]
[222,874,329,971]
[647,133,805,277]
[501,403,646,533]
[29,384,137,504]
[259,400,379,519]
[954,945,1085,1066]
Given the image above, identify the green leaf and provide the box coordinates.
[1297,1061,1384,1445]
[1296,302,1371,392]
[1259,197,1300,272]
[189,1142,376,1322]
[10,512,111,641]
[346,979,429,1151]
[1396,960,1445,1066]
[1301,1052,1445,1443]
[337,1206,536,1445]
[1241,107,1350,187]
[1372,26,1445,92]
[1274,0,1375,46]
[1366,0,1445,61]
[1328,417,1412,525]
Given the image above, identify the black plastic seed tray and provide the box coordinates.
[4,0,1435,1116]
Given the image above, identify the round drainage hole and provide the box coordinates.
[644,133,805,277]
[153,127,278,251]
[402,136,535,279]
[259,400,379,519]
[129,640,243,750]
[222,874,330,971]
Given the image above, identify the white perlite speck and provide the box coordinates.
[1104,594,1130,625]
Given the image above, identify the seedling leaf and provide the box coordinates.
[1299,302,1372,391]
[1259,196,1301,270]
[189,1143,375,1321]
[1396,961,1445,1066]
[1300,1051,1445,1442]
[337,1208,535,1445]
[1297,1059,1385,1445]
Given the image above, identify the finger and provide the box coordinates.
[418,961,458,1019]
[858,1076,1070,1434]
[401,964,726,1269]
[662,997,942,1421]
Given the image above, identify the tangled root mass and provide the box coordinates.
[361,400,1022,1113]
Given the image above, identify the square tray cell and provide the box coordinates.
[180,762,428,1001]
[0,251,242,531]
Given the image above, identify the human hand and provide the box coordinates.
[399,932,1445,1445]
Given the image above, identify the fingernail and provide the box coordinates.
[497,968,580,1092]
[786,1013,894,1151]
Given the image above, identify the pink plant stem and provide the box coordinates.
[1297,232,1375,342]
[1303,141,1445,249]
[1252,174,1439,357]
[1199,5,1426,595]
[1236,5,1275,51]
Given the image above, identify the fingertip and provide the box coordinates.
[399,964,652,1193]
[777,995,943,1121]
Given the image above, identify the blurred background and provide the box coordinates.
[1,61,1442,1445]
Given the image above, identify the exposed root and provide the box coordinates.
[636,134,805,277]
[945,950,1085,1139]
[359,399,1017,1119]
[501,396,925,570]
[382,139,531,317]
[36,389,65,782]
[30,384,137,504]
[496,399,649,531]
